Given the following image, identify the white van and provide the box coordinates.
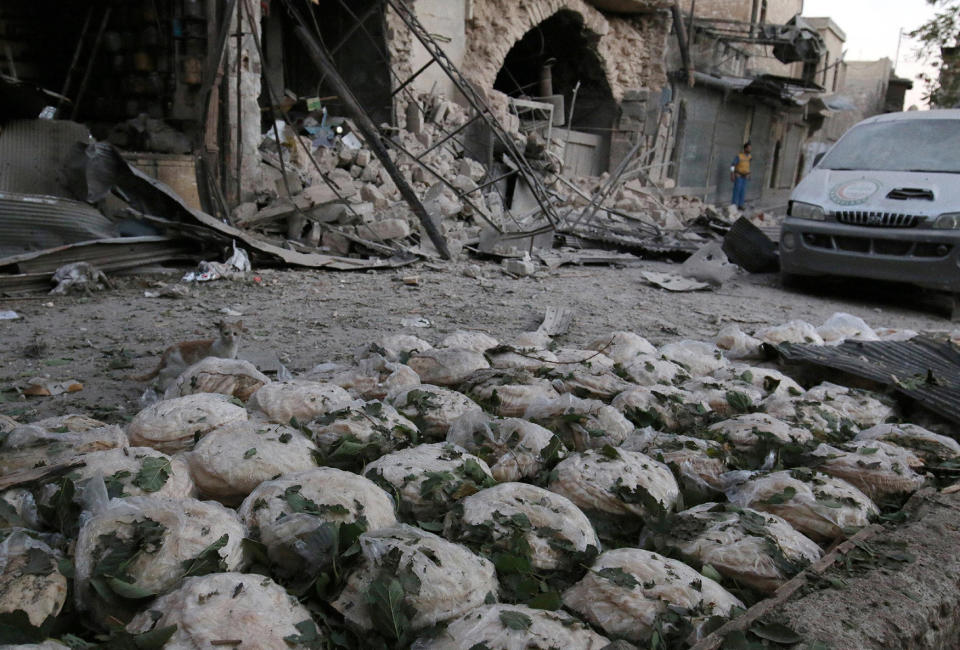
[780,109,960,296]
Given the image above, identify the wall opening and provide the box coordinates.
[493,9,617,175]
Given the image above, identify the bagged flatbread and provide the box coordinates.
[726,468,878,542]
[714,324,764,360]
[487,348,559,371]
[1,416,128,474]
[126,572,315,648]
[611,386,711,433]
[458,369,559,417]
[332,525,498,632]
[586,331,657,366]
[817,312,878,344]
[407,348,490,386]
[548,448,679,535]
[127,393,246,453]
[645,502,822,594]
[163,357,269,401]
[187,420,317,504]
[803,382,896,428]
[74,496,246,622]
[810,441,925,500]
[445,412,564,482]
[306,400,419,469]
[713,364,803,399]
[681,378,765,417]
[364,443,495,522]
[623,429,729,500]
[411,604,609,650]
[707,413,813,452]
[563,548,743,643]
[321,355,421,400]
[617,355,689,387]
[388,385,483,439]
[357,334,432,362]
[248,381,352,424]
[524,394,633,451]
[855,422,960,465]
[762,396,858,442]
[755,320,824,346]
[659,340,728,377]
[543,367,634,402]
[439,330,499,353]
[444,482,599,573]
[0,531,67,628]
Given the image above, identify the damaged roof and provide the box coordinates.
[775,337,960,425]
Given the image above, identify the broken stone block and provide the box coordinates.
[452,174,478,194]
[232,202,258,224]
[406,101,424,134]
[338,145,357,166]
[502,257,536,277]
[457,158,487,182]
[361,161,382,183]
[349,164,363,179]
[360,184,389,210]
[416,131,432,149]
[355,149,372,167]
[294,184,344,209]
[380,178,398,198]
[357,218,411,242]
[322,229,351,256]
[412,166,429,184]
[310,202,350,224]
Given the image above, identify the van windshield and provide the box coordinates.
[819,119,960,173]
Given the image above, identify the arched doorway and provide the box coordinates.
[493,9,617,175]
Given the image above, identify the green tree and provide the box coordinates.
[909,0,960,107]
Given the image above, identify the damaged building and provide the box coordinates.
[0,0,853,290]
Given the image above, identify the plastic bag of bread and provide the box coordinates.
[407,348,490,386]
[364,443,495,522]
[74,496,246,623]
[548,448,679,536]
[438,330,499,353]
[713,364,803,399]
[127,393,246,454]
[306,400,418,469]
[187,420,317,504]
[356,334,432,362]
[238,467,397,581]
[622,429,729,501]
[586,331,657,366]
[487,347,559,371]
[810,441,925,500]
[333,525,497,634]
[411,604,609,650]
[388,385,482,439]
[762,395,857,441]
[319,355,421,400]
[163,357,269,401]
[803,382,896,428]
[617,355,690,387]
[611,386,711,433]
[524,394,632,451]
[755,320,824,346]
[707,413,813,452]
[551,349,617,371]
[0,531,67,628]
[563,548,743,643]
[681,378,765,417]
[714,324,764,360]
[856,422,960,465]
[1,416,128,474]
[445,412,564,482]
[458,369,559,417]
[1,489,40,529]
[659,340,728,377]
[126,572,315,648]
[644,502,822,594]
[444,482,599,574]
[248,381,352,424]
[726,468,878,542]
[0,413,18,433]
[37,448,194,517]
[817,312,878,345]
[542,367,634,402]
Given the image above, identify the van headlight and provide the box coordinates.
[933,213,960,229]
[789,201,826,221]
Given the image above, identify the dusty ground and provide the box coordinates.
[0,257,954,424]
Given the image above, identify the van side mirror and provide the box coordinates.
[813,153,825,167]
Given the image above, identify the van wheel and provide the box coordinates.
[781,272,816,291]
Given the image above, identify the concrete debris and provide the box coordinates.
[502,256,537,277]
[641,271,711,292]
[679,242,739,286]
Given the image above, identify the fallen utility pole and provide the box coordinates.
[289,23,451,259]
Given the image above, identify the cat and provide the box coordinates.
[132,320,246,387]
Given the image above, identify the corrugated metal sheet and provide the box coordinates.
[0,119,91,196]
[0,191,118,256]
[776,337,960,425]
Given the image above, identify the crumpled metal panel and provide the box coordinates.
[776,337,960,425]
[0,119,91,197]
[0,191,118,256]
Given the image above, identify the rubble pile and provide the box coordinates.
[2,315,948,647]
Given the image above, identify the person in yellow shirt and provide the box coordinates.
[730,142,752,210]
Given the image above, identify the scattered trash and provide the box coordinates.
[0,311,20,320]
[722,217,779,273]
[641,271,711,292]
[219,307,244,317]
[401,316,432,328]
[23,377,83,396]
[144,284,193,299]
[679,242,739,286]
[50,262,112,295]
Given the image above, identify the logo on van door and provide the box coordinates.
[829,179,881,206]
